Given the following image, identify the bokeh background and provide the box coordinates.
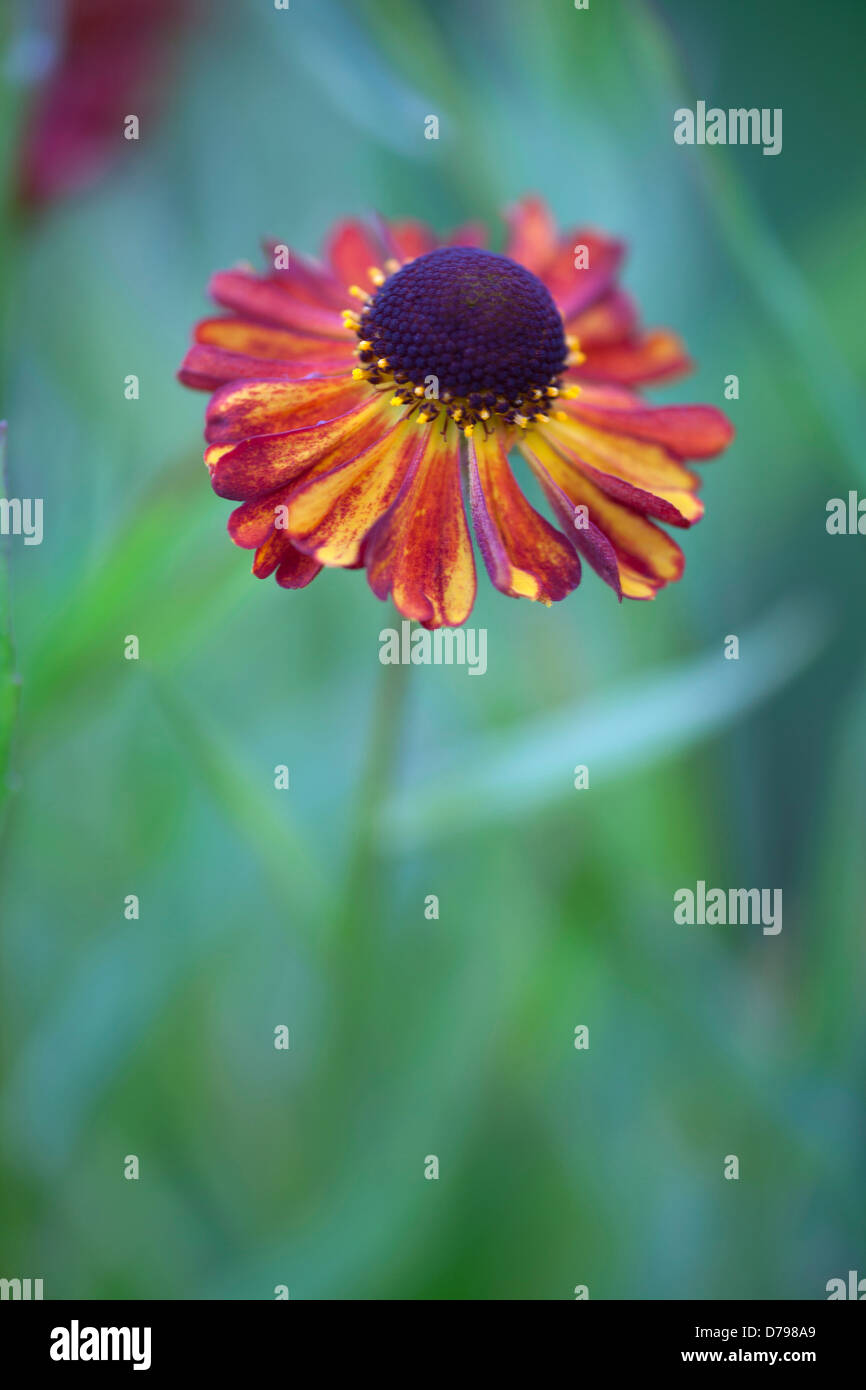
[1,0,864,1300]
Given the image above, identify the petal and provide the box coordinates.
[177,344,353,391]
[542,230,626,320]
[194,316,354,364]
[573,329,691,385]
[382,219,436,263]
[229,490,295,549]
[468,428,581,602]
[326,219,385,291]
[504,195,558,273]
[521,432,684,597]
[205,375,368,444]
[445,221,488,248]
[364,422,476,629]
[567,290,638,346]
[564,395,734,459]
[262,242,347,310]
[252,530,321,587]
[544,415,705,525]
[284,418,423,568]
[210,270,347,338]
[519,436,621,597]
[205,394,389,501]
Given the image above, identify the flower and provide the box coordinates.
[178,198,733,627]
[16,0,189,209]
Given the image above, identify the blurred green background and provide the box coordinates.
[1,0,864,1300]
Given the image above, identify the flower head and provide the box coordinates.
[178,198,733,627]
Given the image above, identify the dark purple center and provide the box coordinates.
[359,246,567,403]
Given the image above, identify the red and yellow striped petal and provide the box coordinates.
[205,375,367,445]
[364,422,476,629]
[544,415,704,525]
[522,433,684,599]
[468,428,581,603]
[205,394,388,501]
[284,418,423,568]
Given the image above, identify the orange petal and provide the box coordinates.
[210,270,347,338]
[206,394,389,501]
[573,329,691,385]
[364,422,476,629]
[468,428,581,602]
[205,375,368,444]
[285,418,423,568]
[503,195,558,273]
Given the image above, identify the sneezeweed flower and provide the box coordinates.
[16,0,189,209]
[178,197,733,627]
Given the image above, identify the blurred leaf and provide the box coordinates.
[380,598,829,848]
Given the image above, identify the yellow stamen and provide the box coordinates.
[562,386,581,399]
[514,414,529,428]
[348,285,369,301]
[377,358,389,370]
[384,258,400,274]
[358,340,373,351]
[368,266,386,286]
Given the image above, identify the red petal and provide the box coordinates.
[504,195,558,273]
[209,270,347,338]
[326,219,385,291]
[177,345,353,391]
[574,329,691,385]
[541,230,626,321]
